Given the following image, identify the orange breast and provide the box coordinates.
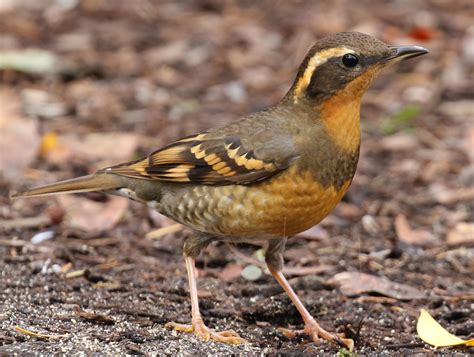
[170,165,352,238]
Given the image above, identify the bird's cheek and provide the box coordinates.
[345,67,381,97]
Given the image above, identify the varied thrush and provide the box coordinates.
[12,32,428,350]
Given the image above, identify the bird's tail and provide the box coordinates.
[10,174,123,199]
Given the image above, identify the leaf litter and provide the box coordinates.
[0,0,473,355]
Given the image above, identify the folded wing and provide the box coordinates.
[100,131,294,185]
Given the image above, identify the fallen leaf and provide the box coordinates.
[417,309,474,348]
[58,195,128,233]
[395,214,436,246]
[334,202,363,219]
[297,225,329,240]
[447,223,474,245]
[148,210,177,228]
[0,89,40,182]
[408,26,436,42]
[217,263,243,281]
[40,132,59,157]
[73,306,115,325]
[329,272,425,300]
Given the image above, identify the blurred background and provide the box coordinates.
[0,0,473,354]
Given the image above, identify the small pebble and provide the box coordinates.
[241,264,262,281]
[31,230,54,244]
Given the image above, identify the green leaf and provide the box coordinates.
[382,104,421,135]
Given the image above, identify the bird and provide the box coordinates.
[11,32,428,350]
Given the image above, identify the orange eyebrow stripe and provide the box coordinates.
[293,47,354,102]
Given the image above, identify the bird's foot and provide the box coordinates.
[165,319,247,345]
[278,322,354,351]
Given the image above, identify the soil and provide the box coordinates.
[1,0,473,355]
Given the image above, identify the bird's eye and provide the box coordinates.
[342,53,359,67]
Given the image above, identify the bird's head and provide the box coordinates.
[289,32,428,104]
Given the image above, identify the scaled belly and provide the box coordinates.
[169,166,352,238]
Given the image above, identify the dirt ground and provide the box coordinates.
[1,0,473,355]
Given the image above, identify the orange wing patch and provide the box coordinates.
[100,133,285,185]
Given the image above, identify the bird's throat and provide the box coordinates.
[320,94,361,154]
[316,65,381,154]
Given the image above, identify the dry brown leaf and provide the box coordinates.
[0,89,40,182]
[73,306,115,325]
[58,195,128,233]
[447,223,474,245]
[148,210,179,228]
[395,214,436,246]
[329,271,425,300]
[217,263,243,281]
[297,225,329,240]
[334,202,364,219]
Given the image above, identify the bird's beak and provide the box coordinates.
[384,45,429,63]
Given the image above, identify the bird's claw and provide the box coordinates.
[165,320,247,345]
[278,323,354,351]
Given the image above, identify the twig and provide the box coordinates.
[73,237,121,247]
[14,326,67,339]
[0,215,51,231]
[0,239,28,247]
[386,342,425,349]
[65,269,85,278]
[146,224,183,239]
[283,265,333,276]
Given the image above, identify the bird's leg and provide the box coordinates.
[266,238,354,351]
[165,233,246,345]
